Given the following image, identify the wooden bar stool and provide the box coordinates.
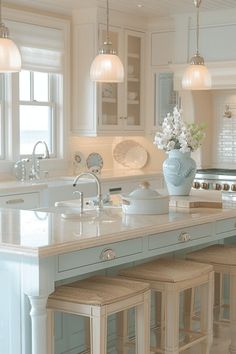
[187,244,236,354]
[119,257,214,354]
[47,275,150,354]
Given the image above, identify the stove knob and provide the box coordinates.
[192,181,201,189]
[201,182,209,190]
[222,183,230,191]
[214,183,222,191]
[232,184,236,192]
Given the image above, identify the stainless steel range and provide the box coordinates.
[193,169,236,192]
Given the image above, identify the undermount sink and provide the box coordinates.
[30,176,93,187]
[37,204,121,223]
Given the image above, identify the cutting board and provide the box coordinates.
[169,196,223,209]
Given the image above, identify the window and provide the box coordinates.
[19,70,58,156]
[0,9,70,173]
[0,76,5,159]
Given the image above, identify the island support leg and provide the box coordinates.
[28,296,48,354]
[229,273,236,354]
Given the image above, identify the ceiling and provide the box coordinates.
[6,0,236,18]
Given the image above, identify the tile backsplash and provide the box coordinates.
[69,135,165,173]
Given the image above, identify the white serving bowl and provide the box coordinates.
[121,181,169,215]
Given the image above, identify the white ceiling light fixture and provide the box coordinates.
[90,0,124,83]
[182,0,211,90]
[0,0,21,72]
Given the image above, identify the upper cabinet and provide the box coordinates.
[72,10,146,136]
[98,27,145,133]
[151,31,174,66]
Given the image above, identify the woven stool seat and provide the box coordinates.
[47,275,150,354]
[120,257,214,354]
[120,257,213,283]
[187,244,236,354]
[187,244,236,266]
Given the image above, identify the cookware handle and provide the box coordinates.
[122,199,130,205]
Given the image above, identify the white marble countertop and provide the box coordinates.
[0,206,235,258]
[0,169,163,195]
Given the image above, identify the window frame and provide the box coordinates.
[19,71,57,158]
[0,7,70,174]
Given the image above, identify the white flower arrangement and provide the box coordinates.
[154,107,206,153]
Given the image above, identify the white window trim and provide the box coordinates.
[0,6,71,175]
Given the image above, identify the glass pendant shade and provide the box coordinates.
[90,52,124,83]
[0,37,21,72]
[181,0,211,90]
[182,62,212,90]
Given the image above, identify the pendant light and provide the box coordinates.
[0,0,21,72]
[182,0,211,90]
[90,0,124,83]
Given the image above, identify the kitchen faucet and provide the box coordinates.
[73,172,103,212]
[30,141,50,180]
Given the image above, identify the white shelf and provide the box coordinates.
[102,97,117,103]
[128,53,140,59]
[128,77,139,82]
[127,100,139,105]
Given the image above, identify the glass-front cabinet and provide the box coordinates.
[154,72,179,127]
[98,26,145,133]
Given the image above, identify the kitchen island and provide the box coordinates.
[1,206,236,354]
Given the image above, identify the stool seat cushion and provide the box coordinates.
[187,244,236,266]
[49,276,149,306]
[119,258,213,283]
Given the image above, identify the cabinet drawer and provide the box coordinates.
[0,192,40,209]
[216,218,236,234]
[58,238,143,272]
[148,223,212,250]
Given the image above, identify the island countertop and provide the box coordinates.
[0,206,236,258]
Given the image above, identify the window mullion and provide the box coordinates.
[30,71,34,102]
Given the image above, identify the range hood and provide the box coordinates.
[172,61,236,91]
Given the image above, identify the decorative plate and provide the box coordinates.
[86,153,104,170]
[113,140,148,169]
[73,151,85,169]
[102,83,113,98]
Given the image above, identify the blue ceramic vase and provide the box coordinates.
[163,149,196,196]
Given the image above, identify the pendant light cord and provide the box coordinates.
[106,0,111,45]
[194,0,201,55]
[0,0,2,24]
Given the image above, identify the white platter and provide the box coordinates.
[113,140,148,169]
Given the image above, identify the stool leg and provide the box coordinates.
[229,273,236,354]
[117,311,129,354]
[136,291,150,354]
[165,286,179,354]
[90,307,107,354]
[199,272,214,354]
[183,288,194,343]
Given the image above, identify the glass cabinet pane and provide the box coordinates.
[127,34,141,127]
[100,29,119,127]
[155,72,178,126]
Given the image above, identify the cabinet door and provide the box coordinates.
[154,71,178,127]
[98,25,124,131]
[124,30,145,131]
[0,192,40,209]
[151,31,174,66]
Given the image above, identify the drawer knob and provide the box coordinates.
[178,232,191,242]
[100,248,116,261]
[6,198,24,205]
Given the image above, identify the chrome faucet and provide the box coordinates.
[30,141,50,180]
[73,172,103,212]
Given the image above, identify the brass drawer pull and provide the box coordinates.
[100,248,116,261]
[6,198,24,205]
[178,232,191,242]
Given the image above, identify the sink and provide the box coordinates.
[30,176,94,188]
[36,204,121,223]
